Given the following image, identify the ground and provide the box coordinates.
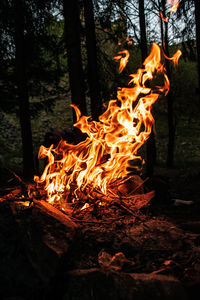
[0,170,200,299]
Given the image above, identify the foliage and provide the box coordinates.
[0,0,199,176]
[0,0,67,116]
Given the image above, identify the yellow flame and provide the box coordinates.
[163,49,182,66]
[113,50,130,73]
[34,43,181,204]
[81,203,90,211]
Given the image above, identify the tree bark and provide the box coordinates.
[14,0,34,179]
[83,0,102,120]
[139,0,156,176]
[63,0,87,122]
[194,0,200,103]
[161,0,175,167]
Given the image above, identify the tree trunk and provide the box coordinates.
[63,0,87,122]
[83,0,102,120]
[194,0,200,103]
[139,0,156,176]
[139,0,148,61]
[14,0,34,179]
[161,0,175,167]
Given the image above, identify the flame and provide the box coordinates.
[33,43,181,205]
[81,203,90,211]
[159,0,179,22]
[126,37,133,45]
[159,11,169,23]
[113,50,130,73]
[163,49,182,66]
[168,0,179,13]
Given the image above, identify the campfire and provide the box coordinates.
[1,42,181,222]
[2,1,200,299]
[2,12,200,300]
[27,43,181,217]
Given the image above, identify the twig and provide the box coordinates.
[107,188,118,198]
[70,215,125,224]
[109,175,132,187]
[7,169,27,191]
[117,201,136,216]
[0,188,22,202]
[70,219,111,224]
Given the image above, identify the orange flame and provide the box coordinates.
[160,0,179,22]
[168,0,179,13]
[159,11,169,23]
[33,43,180,204]
[113,50,130,73]
[163,49,182,66]
[126,37,133,45]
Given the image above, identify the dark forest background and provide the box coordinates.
[0,0,200,199]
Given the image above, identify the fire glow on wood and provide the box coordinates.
[29,43,181,213]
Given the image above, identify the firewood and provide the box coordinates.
[33,199,78,230]
[0,187,22,202]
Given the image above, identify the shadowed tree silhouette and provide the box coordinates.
[63,0,87,122]
[14,0,34,179]
[194,0,200,104]
[139,0,156,176]
[83,0,102,120]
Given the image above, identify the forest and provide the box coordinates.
[1,1,200,300]
[0,0,199,189]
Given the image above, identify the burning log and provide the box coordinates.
[33,199,78,230]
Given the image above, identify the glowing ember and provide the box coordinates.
[32,43,181,206]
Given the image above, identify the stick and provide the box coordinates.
[0,188,22,202]
[33,199,78,230]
